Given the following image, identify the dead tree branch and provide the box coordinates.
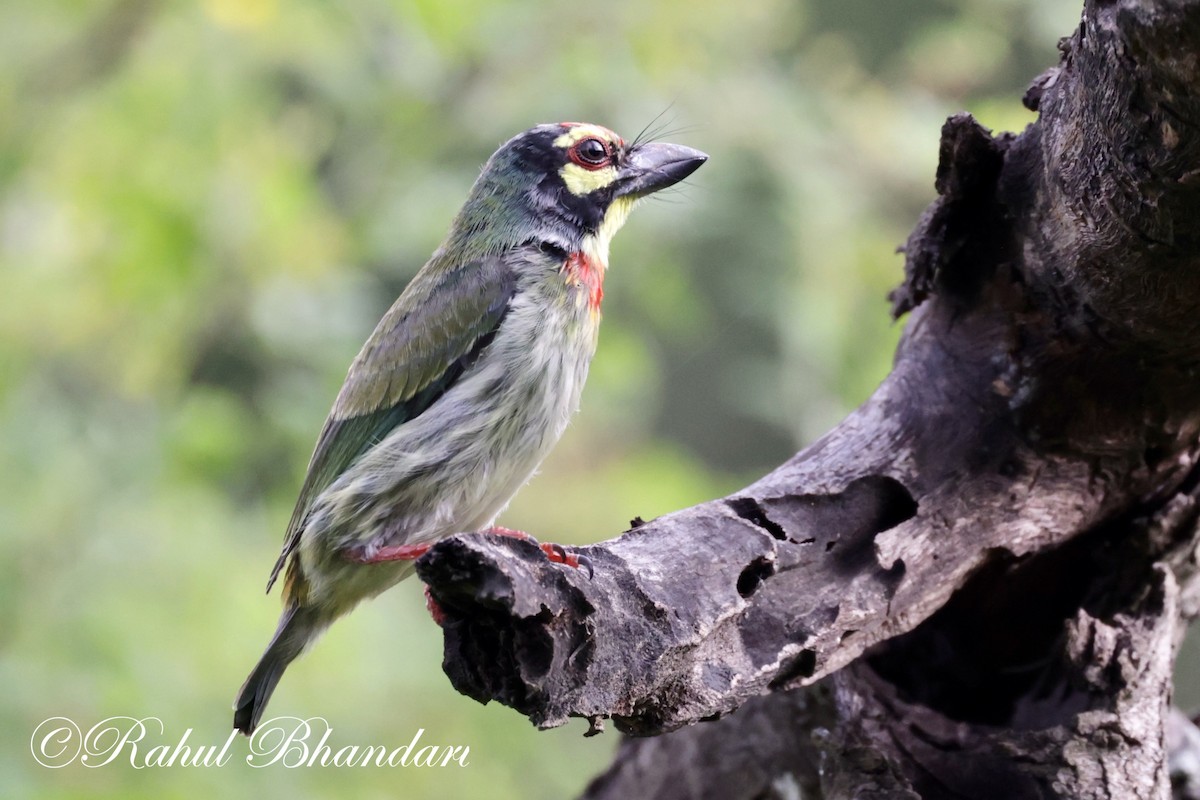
[417,1,1200,796]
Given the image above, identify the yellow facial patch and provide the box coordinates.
[559,163,618,196]
[554,123,624,197]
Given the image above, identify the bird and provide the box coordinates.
[233,122,706,735]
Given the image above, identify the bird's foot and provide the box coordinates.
[540,542,593,577]
[342,542,431,564]
[342,530,592,577]
[411,530,590,627]
[424,585,447,627]
[482,527,593,578]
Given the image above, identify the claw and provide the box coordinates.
[545,542,568,562]
[540,542,593,577]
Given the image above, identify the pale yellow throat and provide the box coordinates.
[581,195,635,268]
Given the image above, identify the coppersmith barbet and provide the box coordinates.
[233,122,706,735]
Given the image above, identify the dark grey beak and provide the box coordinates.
[614,142,708,199]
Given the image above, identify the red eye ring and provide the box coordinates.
[568,137,612,170]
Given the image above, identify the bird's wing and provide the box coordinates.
[266,252,520,592]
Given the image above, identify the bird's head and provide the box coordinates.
[448,122,707,263]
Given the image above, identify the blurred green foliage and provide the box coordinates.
[7,1,1172,798]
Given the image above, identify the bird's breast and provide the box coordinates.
[295,257,605,608]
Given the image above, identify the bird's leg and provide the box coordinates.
[340,543,451,624]
[482,525,535,541]
[342,542,431,564]
[482,527,593,577]
[342,529,592,576]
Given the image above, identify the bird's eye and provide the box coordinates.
[569,137,611,170]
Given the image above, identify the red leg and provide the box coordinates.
[482,526,534,541]
[343,542,431,564]
[343,531,534,565]
[343,529,592,577]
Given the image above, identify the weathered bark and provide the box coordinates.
[416,1,1200,797]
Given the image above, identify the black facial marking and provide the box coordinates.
[504,125,616,234]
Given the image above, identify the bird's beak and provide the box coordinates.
[613,142,708,199]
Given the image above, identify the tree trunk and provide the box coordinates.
[416,1,1200,797]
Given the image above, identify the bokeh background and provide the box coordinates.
[5,1,1192,798]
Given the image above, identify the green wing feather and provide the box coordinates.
[266,253,518,592]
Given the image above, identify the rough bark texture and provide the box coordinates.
[416,1,1200,797]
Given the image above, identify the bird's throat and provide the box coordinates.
[585,195,634,266]
[566,196,635,314]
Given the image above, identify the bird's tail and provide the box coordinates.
[233,604,322,736]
